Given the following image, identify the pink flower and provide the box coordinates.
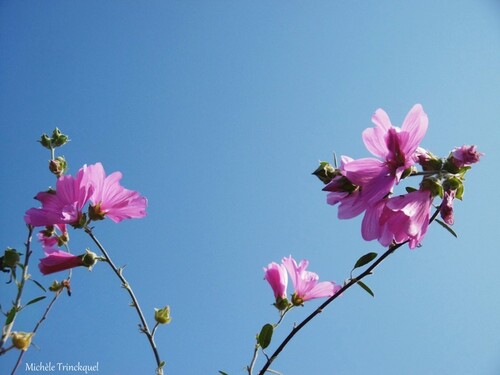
[440,190,456,225]
[82,163,147,223]
[323,156,366,219]
[282,256,340,305]
[25,169,93,227]
[39,248,85,275]
[362,190,433,249]
[343,104,428,205]
[450,145,483,168]
[264,262,288,300]
[37,224,68,250]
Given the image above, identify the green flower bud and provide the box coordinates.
[81,250,99,269]
[312,161,339,185]
[3,248,20,268]
[11,332,34,351]
[49,156,68,177]
[49,280,64,292]
[39,134,52,149]
[154,306,171,325]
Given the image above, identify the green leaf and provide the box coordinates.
[5,307,16,325]
[30,279,47,293]
[357,280,375,297]
[25,296,46,307]
[353,252,377,270]
[219,372,229,375]
[158,361,165,368]
[435,219,458,238]
[405,186,417,193]
[257,323,274,349]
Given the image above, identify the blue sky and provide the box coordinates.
[1,1,499,374]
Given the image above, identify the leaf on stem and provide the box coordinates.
[5,307,16,325]
[357,280,375,297]
[25,296,47,307]
[257,323,274,349]
[352,252,377,271]
[435,219,458,238]
[218,371,229,375]
[30,279,47,293]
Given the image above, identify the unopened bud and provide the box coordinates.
[11,332,34,351]
[51,128,69,147]
[49,156,68,177]
[312,162,339,185]
[81,250,99,269]
[154,306,171,325]
[39,134,52,149]
[49,280,64,292]
[3,248,20,268]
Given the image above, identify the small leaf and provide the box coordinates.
[435,219,458,238]
[219,372,229,375]
[353,252,377,270]
[25,296,46,307]
[257,323,274,349]
[30,279,47,293]
[158,361,165,368]
[357,280,375,297]
[405,186,417,193]
[5,307,16,325]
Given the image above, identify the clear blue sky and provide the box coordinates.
[1,1,499,374]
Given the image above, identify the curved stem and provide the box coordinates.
[0,226,34,351]
[84,227,163,374]
[258,209,441,374]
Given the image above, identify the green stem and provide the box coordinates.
[84,227,163,374]
[0,226,34,351]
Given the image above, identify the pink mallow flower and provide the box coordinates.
[282,256,340,305]
[362,189,433,249]
[82,163,147,223]
[450,145,484,168]
[440,190,456,225]
[264,262,289,309]
[39,248,85,275]
[343,104,428,205]
[323,156,366,219]
[25,169,93,227]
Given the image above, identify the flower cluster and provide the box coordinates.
[315,104,483,249]
[264,256,341,309]
[25,160,147,275]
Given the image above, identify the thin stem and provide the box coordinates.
[11,289,64,375]
[0,226,34,351]
[258,209,441,375]
[247,344,259,375]
[84,227,163,374]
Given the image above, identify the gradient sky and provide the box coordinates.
[1,2,500,374]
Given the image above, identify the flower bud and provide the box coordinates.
[415,148,442,171]
[49,156,68,177]
[154,306,171,325]
[51,128,69,147]
[3,248,20,268]
[81,250,99,269]
[49,280,64,292]
[312,162,339,185]
[291,293,304,307]
[39,134,52,149]
[11,332,34,351]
